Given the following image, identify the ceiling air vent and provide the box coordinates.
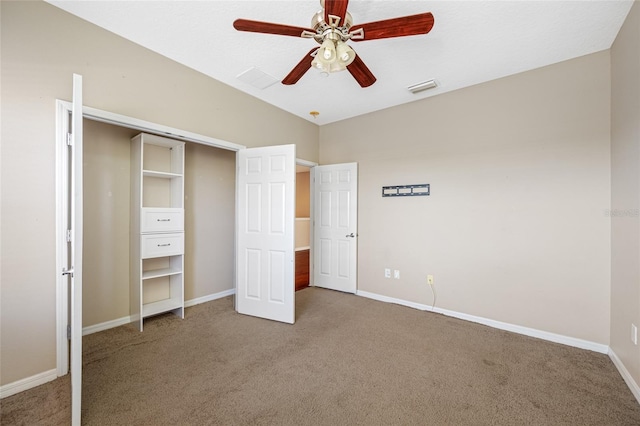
[407,79,437,94]
[237,67,278,90]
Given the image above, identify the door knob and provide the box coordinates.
[346,233,355,238]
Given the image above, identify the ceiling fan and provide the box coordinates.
[233,0,434,87]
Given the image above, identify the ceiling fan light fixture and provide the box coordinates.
[312,51,348,75]
[312,35,352,75]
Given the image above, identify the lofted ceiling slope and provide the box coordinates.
[47,1,634,125]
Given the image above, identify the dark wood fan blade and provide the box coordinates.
[233,19,315,38]
[347,53,376,88]
[324,0,349,26]
[350,12,434,41]
[282,48,318,85]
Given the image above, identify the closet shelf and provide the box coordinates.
[142,268,182,280]
[142,297,182,318]
[143,170,182,179]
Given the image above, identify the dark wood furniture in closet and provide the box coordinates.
[295,249,309,291]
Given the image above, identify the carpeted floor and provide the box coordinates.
[2,287,640,425]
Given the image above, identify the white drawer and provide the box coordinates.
[141,208,183,233]
[141,233,184,259]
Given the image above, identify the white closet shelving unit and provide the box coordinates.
[130,133,185,331]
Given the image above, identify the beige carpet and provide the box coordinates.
[2,287,640,425]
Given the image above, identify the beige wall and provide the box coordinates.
[83,120,138,326]
[611,1,640,387]
[295,172,311,249]
[184,142,236,301]
[0,1,318,386]
[296,171,311,218]
[320,51,612,345]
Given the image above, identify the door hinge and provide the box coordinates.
[66,229,72,243]
[67,325,71,340]
[67,133,73,146]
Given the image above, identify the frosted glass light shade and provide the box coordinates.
[318,39,336,63]
[336,41,355,66]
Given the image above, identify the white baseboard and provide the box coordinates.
[0,369,57,399]
[184,288,235,308]
[609,348,640,404]
[82,288,236,336]
[82,316,132,336]
[356,290,609,354]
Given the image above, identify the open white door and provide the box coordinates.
[68,73,84,426]
[236,144,296,324]
[313,163,358,293]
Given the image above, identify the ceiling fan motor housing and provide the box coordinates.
[310,10,353,44]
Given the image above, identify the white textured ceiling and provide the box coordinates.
[47,0,633,126]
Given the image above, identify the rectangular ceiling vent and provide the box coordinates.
[237,67,279,90]
[407,79,437,94]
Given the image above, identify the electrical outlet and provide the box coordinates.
[384,268,391,279]
[427,275,434,285]
[394,270,400,279]
[632,324,638,345]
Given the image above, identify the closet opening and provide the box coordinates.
[295,165,311,291]
[57,100,319,370]
[57,95,321,424]
[82,118,237,335]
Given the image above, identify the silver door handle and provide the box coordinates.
[346,233,355,238]
[62,267,74,277]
